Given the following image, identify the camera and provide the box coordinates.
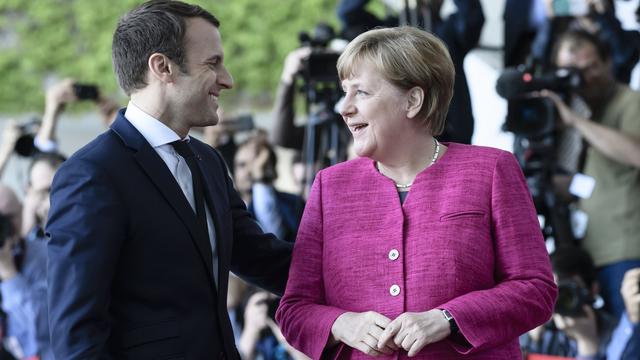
[73,83,100,101]
[496,66,582,137]
[496,65,584,247]
[13,120,41,157]
[555,278,593,317]
[298,23,341,84]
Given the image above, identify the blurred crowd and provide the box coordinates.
[0,0,639,359]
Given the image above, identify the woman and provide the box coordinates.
[276,27,557,359]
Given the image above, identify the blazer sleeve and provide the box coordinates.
[275,171,347,360]
[46,158,127,360]
[439,151,558,354]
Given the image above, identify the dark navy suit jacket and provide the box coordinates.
[46,110,292,360]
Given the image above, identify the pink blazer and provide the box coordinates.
[276,143,557,359]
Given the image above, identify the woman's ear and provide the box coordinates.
[406,86,424,119]
[147,53,176,84]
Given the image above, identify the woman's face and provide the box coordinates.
[340,60,411,160]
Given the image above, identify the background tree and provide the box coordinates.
[0,0,340,113]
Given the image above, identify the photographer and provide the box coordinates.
[0,184,51,360]
[522,246,615,359]
[20,153,64,241]
[607,267,640,359]
[234,133,303,243]
[509,0,640,84]
[237,290,307,360]
[540,29,640,319]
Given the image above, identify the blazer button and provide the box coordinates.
[388,249,399,260]
[389,284,400,296]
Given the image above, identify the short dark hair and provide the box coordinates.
[112,0,220,95]
[552,29,611,65]
[551,246,597,288]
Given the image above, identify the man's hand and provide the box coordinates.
[281,47,312,85]
[239,291,271,359]
[536,89,584,127]
[45,79,77,115]
[553,306,599,356]
[377,310,450,357]
[330,311,396,356]
[621,268,640,324]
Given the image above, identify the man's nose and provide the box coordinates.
[219,66,233,90]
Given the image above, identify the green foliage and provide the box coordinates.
[0,0,338,113]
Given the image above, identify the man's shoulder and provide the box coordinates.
[67,129,126,164]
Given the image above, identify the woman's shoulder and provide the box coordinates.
[446,143,514,165]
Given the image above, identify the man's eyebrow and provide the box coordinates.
[204,54,223,63]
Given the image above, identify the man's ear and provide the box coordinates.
[147,53,175,84]
[406,86,424,119]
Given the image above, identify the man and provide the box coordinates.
[521,246,615,359]
[46,1,292,359]
[0,184,50,360]
[542,29,640,318]
[233,133,304,243]
[21,153,64,241]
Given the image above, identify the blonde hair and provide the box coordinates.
[337,26,455,134]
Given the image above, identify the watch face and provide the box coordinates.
[442,309,453,321]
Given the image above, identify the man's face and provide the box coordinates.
[167,17,233,130]
[555,41,614,103]
[233,145,255,195]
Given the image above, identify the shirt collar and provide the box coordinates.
[124,101,189,148]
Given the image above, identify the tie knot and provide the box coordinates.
[170,140,195,159]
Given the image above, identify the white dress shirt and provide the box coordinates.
[124,101,218,287]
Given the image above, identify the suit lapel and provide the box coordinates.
[110,112,216,285]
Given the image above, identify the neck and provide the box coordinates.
[130,90,189,138]
[376,134,440,186]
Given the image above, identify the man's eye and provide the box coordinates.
[356,90,368,95]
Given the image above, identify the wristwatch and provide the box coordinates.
[441,309,459,334]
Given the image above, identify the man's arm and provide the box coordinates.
[0,121,20,179]
[35,79,77,153]
[541,89,640,168]
[46,158,126,359]
[213,149,292,296]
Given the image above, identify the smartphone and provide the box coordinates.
[552,0,590,17]
[73,83,100,101]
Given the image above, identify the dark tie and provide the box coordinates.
[170,140,209,245]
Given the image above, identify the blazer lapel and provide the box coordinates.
[110,112,216,285]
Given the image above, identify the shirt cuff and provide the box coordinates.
[33,135,58,153]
